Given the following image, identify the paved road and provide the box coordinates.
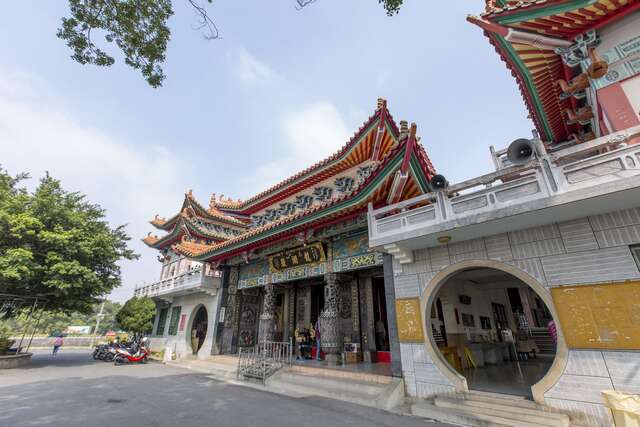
[0,350,447,427]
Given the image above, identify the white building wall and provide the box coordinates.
[149,292,219,360]
[391,207,640,427]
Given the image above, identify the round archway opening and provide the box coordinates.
[427,266,558,398]
[190,305,208,354]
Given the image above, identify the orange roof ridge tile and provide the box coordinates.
[173,235,217,257]
[142,233,160,246]
[482,0,551,18]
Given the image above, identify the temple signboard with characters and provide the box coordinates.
[269,242,325,272]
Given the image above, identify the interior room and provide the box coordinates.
[430,268,557,397]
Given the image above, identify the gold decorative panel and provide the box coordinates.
[396,297,425,343]
[552,281,640,350]
[268,242,325,273]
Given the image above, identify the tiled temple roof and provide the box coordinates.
[212,99,401,214]
[145,99,437,262]
[470,0,639,143]
[173,126,435,261]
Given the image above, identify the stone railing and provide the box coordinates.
[368,126,640,250]
[133,266,221,299]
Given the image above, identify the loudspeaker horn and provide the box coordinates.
[506,138,535,165]
[431,174,448,190]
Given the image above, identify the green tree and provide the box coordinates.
[116,297,156,340]
[1,300,122,336]
[0,168,138,315]
[57,0,402,88]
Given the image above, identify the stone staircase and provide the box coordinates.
[412,391,572,427]
[530,328,556,356]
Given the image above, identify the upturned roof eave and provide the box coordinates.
[192,132,431,262]
[213,104,400,215]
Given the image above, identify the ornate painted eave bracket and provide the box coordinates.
[466,15,572,49]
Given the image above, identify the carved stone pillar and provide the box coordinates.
[320,273,341,364]
[259,284,277,342]
[220,266,239,354]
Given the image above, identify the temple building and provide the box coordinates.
[134,1,640,425]
[368,2,640,426]
[135,192,247,358]
[136,99,436,374]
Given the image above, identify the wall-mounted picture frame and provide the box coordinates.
[461,313,475,327]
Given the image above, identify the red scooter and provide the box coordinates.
[113,338,150,365]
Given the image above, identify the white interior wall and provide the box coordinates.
[434,277,522,340]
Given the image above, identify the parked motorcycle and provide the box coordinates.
[113,337,150,365]
[93,340,133,362]
[92,345,103,360]
[92,343,114,361]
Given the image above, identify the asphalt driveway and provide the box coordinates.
[0,349,447,427]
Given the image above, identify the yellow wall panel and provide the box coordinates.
[551,281,640,350]
[396,298,425,343]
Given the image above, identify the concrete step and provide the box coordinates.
[286,364,392,385]
[166,359,237,381]
[435,397,570,427]
[463,391,543,410]
[412,401,548,427]
[268,369,404,410]
[466,390,531,401]
[274,371,385,395]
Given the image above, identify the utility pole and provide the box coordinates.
[90,301,105,348]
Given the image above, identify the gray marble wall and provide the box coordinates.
[390,207,640,427]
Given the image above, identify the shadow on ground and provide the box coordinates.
[0,372,443,427]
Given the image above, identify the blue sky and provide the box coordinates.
[0,1,534,302]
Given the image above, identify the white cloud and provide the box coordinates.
[235,48,276,84]
[0,67,191,302]
[247,102,350,191]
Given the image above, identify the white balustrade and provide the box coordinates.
[369,127,640,246]
[133,265,221,299]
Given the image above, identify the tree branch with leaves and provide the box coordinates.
[57,0,402,88]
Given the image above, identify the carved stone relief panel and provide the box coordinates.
[287,287,296,340]
[350,279,360,343]
[339,283,352,320]
[358,277,369,349]
[364,276,376,351]
[238,290,260,347]
[259,284,276,342]
[296,286,306,325]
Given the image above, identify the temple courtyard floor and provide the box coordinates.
[0,349,451,426]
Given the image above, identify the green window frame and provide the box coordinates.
[156,308,169,336]
[168,306,182,336]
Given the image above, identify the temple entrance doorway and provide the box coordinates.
[274,293,285,342]
[310,284,324,326]
[190,305,208,354]
[284,273,392,375]
[372,276,390,361]
[427,267,557,398]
